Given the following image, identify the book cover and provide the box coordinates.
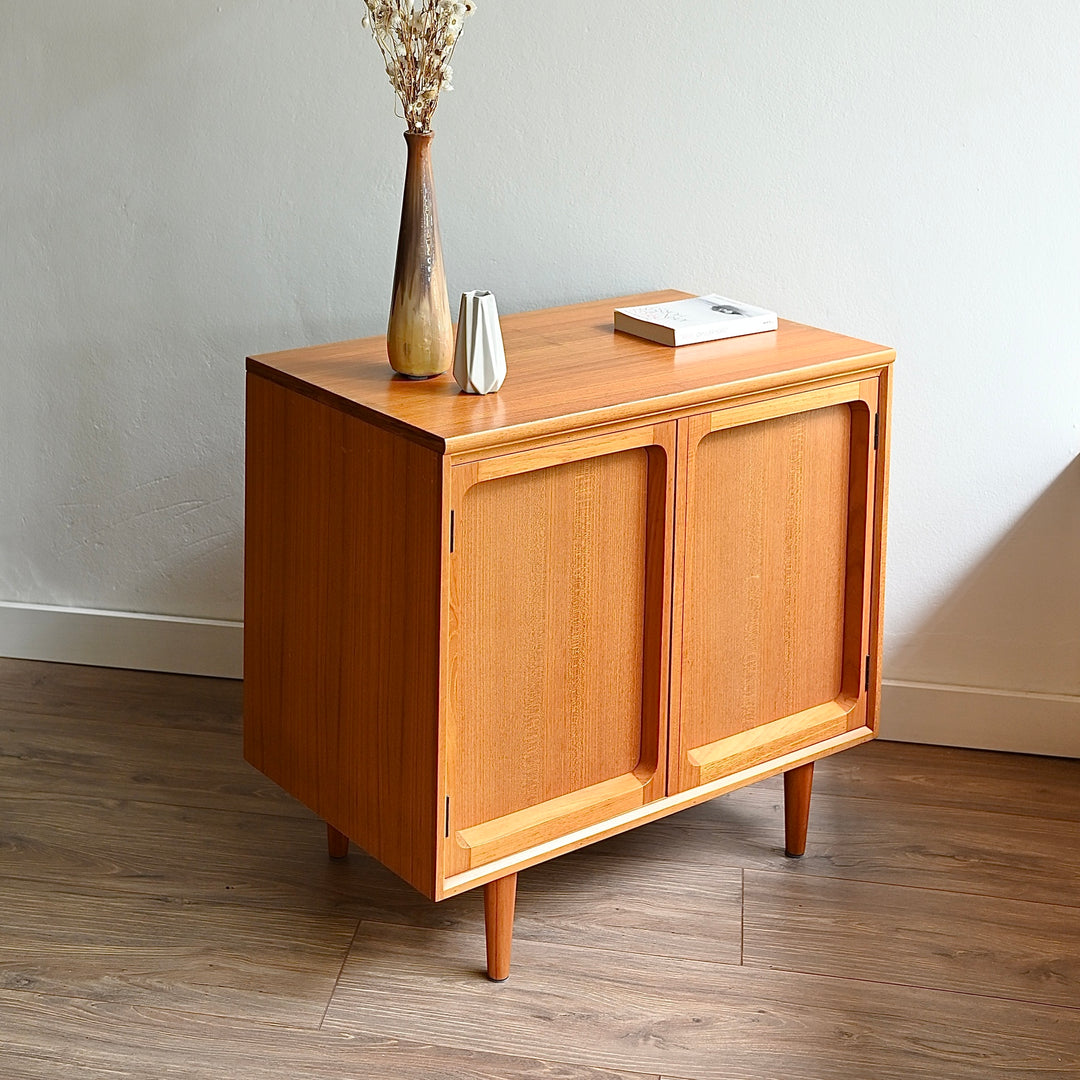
[614,294,778,347]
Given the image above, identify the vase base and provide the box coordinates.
[393,371,443,381]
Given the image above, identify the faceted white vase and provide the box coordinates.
[453,291,507,395]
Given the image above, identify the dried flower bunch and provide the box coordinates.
[362,0,476,134]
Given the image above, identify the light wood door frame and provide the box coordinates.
[668,380,879,794]
[443,423,676,876]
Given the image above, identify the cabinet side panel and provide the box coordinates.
[867,368,892,732]
[244,374,441,898]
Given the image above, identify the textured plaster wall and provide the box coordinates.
[3,2,1079,694]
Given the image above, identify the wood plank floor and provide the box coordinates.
[1,658,1078,1079]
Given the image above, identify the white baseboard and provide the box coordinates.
[0,601,243,680]
[881,680,1080,758]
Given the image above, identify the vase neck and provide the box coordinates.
[402,131,435,185]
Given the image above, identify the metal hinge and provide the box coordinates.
[449,510,455,553]
[873,413,880,451]
[864,654,872,692]
[444,795,450,837]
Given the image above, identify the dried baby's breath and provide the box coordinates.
[362,0,476,133]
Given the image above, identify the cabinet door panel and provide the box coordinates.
[446,425,674,875]
[670,382,876,793]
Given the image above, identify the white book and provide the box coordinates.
[614,294,778,347]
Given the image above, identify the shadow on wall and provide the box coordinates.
[889,455,1080,697]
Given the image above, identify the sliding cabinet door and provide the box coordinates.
[444,424,675,876]
[669,381,878,793]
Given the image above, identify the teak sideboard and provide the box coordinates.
[244,290,893,980]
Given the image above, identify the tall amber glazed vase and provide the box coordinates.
[387,132,453,378]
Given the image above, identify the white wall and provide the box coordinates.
[3,3,1079,750]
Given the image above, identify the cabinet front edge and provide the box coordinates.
[443,362,893,464]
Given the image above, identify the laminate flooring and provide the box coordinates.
[1,658,1077,1079]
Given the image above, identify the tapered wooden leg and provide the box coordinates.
[483,873,517,981]
[327,823,349,859]
[784,762,814,857]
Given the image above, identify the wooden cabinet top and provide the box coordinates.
[247,290,894,455]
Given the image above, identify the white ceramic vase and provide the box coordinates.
[453,291,507,395]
